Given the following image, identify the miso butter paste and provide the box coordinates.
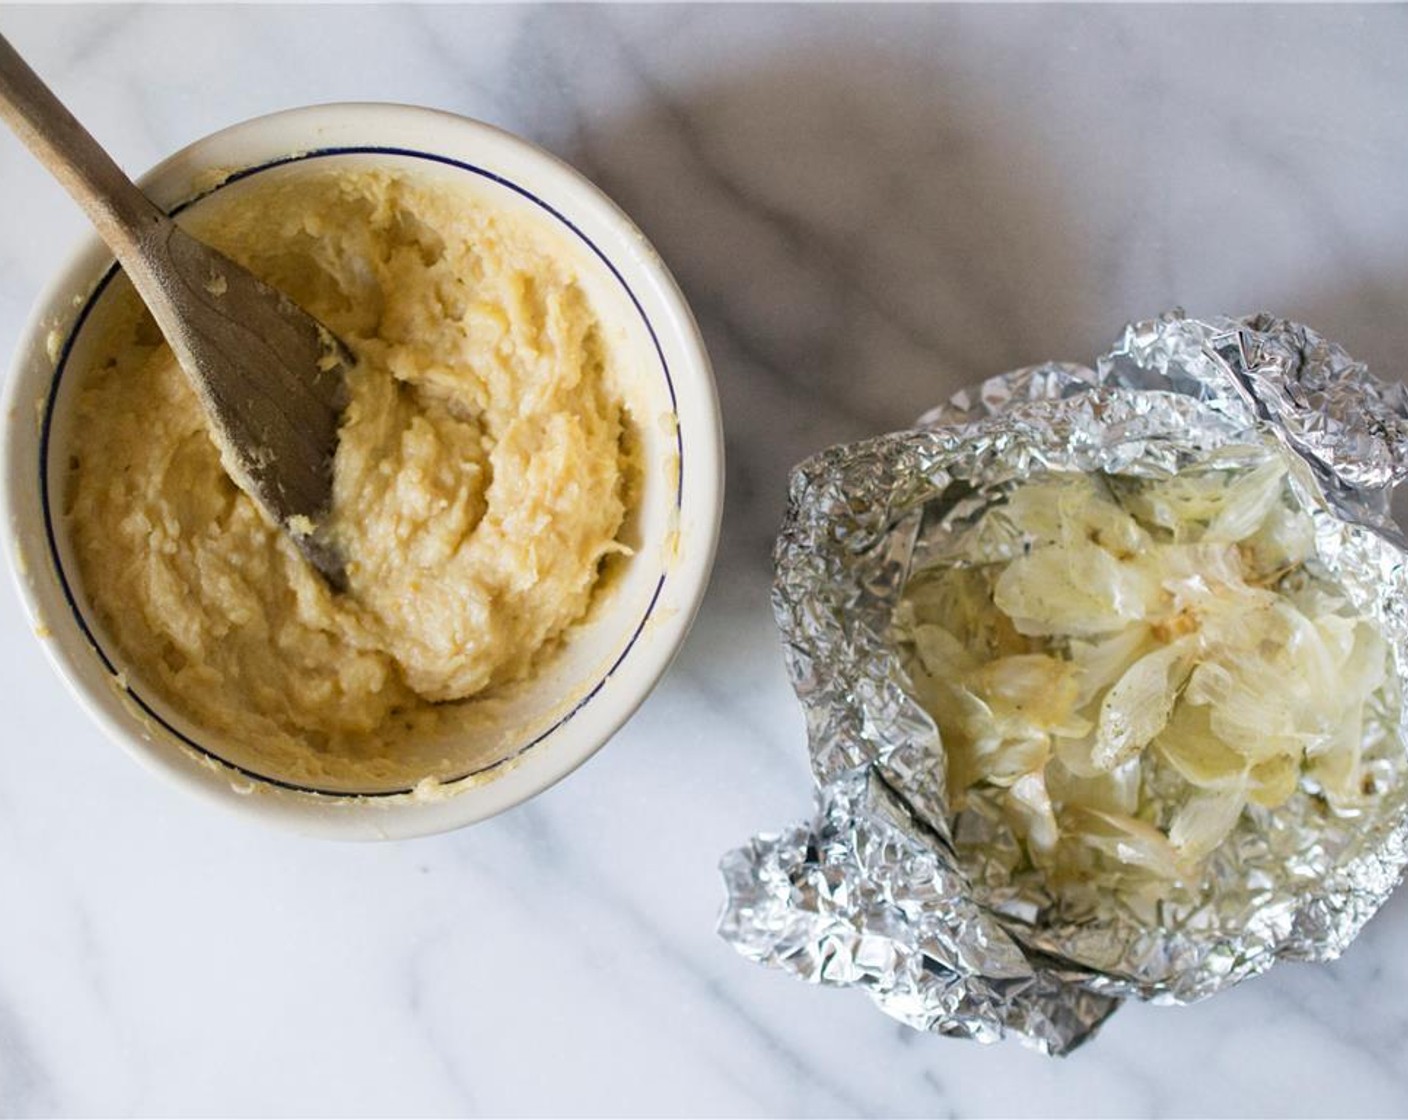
[66,168,630,779]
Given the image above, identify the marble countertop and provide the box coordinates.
[3,4,1408,1116]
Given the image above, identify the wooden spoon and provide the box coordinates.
[0,33,350,590]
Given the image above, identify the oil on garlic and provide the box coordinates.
[895,445,1392,896]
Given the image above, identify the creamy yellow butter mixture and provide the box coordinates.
[66,168,629,781]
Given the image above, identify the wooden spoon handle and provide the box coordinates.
[0,32,169,261]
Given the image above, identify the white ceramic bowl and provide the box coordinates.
[1,103,722,839]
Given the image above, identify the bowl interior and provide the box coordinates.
[6,109,717,833]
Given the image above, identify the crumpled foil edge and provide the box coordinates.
[718,311,1408,1055]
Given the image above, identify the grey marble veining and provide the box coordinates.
[1,4,1407,1117]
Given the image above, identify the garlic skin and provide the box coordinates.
[897,448,1391,896]
[723,315,1408,1047]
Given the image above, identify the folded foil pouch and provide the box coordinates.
[719,312,1408,1054]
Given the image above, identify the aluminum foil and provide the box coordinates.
[718,311,1408,1055]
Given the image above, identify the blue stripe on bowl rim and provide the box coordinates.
[39,145,684,799]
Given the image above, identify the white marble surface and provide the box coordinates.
[2,4,1408,1116]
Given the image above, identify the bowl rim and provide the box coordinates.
[1,101,724,840]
